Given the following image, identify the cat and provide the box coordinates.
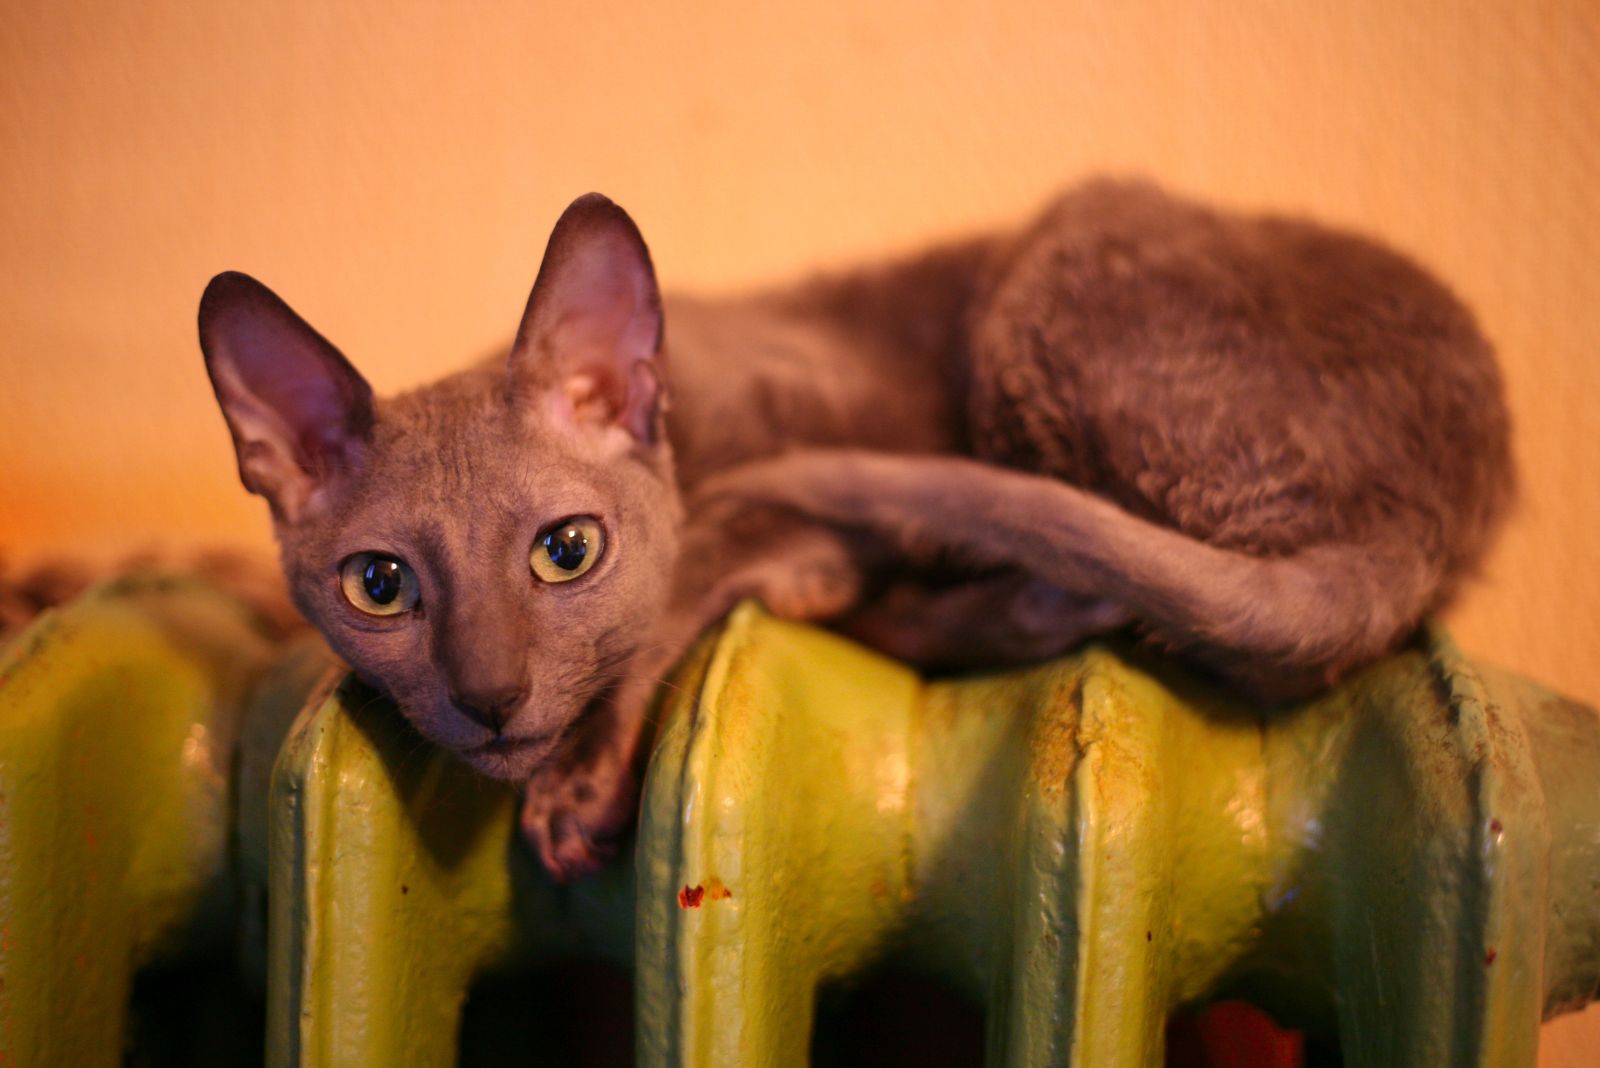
[198,179,1512,880]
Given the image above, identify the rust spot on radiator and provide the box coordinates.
[679,878,733,908]
[1032,684,1083,800]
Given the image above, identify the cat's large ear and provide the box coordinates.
[198,272,374,523]
[508,193,665,448]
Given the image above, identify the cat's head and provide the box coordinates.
[199,194,680,781]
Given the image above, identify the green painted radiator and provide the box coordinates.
[1,577,1596,1065]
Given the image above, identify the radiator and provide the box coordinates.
[1,577,1596,1066]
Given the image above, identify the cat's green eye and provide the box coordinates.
[339,553,421,616]
[531,517,605,583]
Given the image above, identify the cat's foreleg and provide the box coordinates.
[520,686,652,881]
[519,515,870,880]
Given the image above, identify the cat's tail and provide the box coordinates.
[696,450,1445,701]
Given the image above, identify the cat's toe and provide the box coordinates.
[550,822,617,882]
[520,782,626,882]
[521,803,584,882]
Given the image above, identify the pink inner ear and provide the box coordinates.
[224,315,367,463]
[559,371,621,426]
[557,231,660,362]
[515,215,663,442]
[545,339,660,444]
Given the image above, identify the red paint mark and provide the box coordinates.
[678,877,733,908]
[1485,947,1498,965]
[1489,818,1503,834]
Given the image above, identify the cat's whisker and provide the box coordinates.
[586,672,693,702]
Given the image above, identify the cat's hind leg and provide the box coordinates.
[838,573,1132,672]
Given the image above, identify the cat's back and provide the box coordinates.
[962,179,1512,582]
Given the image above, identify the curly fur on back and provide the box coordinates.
[964,181,1511,575]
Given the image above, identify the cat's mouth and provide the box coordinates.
[464,731,558,780]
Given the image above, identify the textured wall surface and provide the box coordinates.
[1,2,1595,1059]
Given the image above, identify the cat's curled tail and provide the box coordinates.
[696,448,1472,702]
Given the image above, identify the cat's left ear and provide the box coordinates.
[508,193,665,448]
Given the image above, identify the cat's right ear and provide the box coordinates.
[198,272,374,523]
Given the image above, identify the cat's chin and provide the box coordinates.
[458,733,559,782]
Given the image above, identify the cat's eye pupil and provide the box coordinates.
[544,526,588,572]
[363,558,404,605]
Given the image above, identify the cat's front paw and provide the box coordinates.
[519,743,638,882]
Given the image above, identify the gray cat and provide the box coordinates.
[198,180,1512,879]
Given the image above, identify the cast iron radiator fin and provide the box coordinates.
[2,579,1597,1065]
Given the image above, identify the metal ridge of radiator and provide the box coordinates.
[1,580,1597,1065]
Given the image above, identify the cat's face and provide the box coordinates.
[277,371,681,780]
[200,194,679,781]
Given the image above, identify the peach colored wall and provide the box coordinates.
[1,1,1595,1058]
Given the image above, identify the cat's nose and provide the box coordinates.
[450,685,527,733]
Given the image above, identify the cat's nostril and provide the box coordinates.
[449,685,528,733]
